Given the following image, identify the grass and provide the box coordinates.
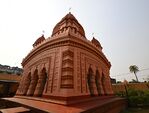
[121,107,149,113]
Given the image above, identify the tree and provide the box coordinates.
[129,79,138,83]
[129,65,139,82]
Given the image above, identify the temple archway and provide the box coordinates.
[27,69,39,96]
[34,68,47,97]
[87,67,95,96]
[95,69,101,95]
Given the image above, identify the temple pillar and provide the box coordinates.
[87,66,98,96]
[105,74,114,95]
[34,68,47,97]
[101,73,107,95]
[26,69,38,96]
[22,72,31,95]
[102,69,114,95]
[95,69,102,95]
[99,78,104,95]
[95,69,104,95]
[16,76,25,95]
[16,71,30,96]
[92,74,98,95]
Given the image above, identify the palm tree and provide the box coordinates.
[129,65,139,82]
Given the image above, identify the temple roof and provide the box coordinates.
[51,12,85,37]
[91,37,102,50]
[33,35,45,47]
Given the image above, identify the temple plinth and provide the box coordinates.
[16,12,114,105]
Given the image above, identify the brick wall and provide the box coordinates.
[0,73,21,97]
[0,73,21,82]
[112,83,149,94]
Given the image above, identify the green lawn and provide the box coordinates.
[121,107,149,113]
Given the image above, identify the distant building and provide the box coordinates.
[0,64,23,75]
[111,78,116,84]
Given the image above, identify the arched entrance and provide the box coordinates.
[27,69,38,96]
[87,67,95,96]
[34,68,47,97]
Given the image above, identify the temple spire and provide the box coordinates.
[42,30,45,36]
[51,12,85,37]
[92,33,94,37]
[69,7,72,13]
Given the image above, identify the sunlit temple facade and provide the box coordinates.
[16,12,113,104]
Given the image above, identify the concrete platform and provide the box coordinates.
[3,96,127,113]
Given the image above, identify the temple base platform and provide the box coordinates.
[2,96,127,113]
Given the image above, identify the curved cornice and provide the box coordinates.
[22,36,111,68]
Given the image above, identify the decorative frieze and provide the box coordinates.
[52,49,60,92]
[61,50,74,89]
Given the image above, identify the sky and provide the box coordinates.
[0,0,149,82]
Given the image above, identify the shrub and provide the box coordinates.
[143,90,149,106]
[116,91,126,97]
[126,89,149,107]
[128,96,144,106]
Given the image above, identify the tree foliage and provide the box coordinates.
[129,65,139,82]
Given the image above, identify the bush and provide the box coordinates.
[116,91,126,97]
[127,88,144,96]
[143,90,149,106]
[128,96,144,106]
[127,89,149,107]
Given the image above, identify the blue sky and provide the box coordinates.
[0,0,149,81]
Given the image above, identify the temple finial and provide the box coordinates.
[42,30,45,36]
[69,7,71,13]
[92,33,94,37]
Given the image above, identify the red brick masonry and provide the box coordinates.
[4,96,127,113]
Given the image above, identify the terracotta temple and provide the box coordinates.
[16,12,114,105]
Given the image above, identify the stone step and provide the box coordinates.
[0,107,30,113]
